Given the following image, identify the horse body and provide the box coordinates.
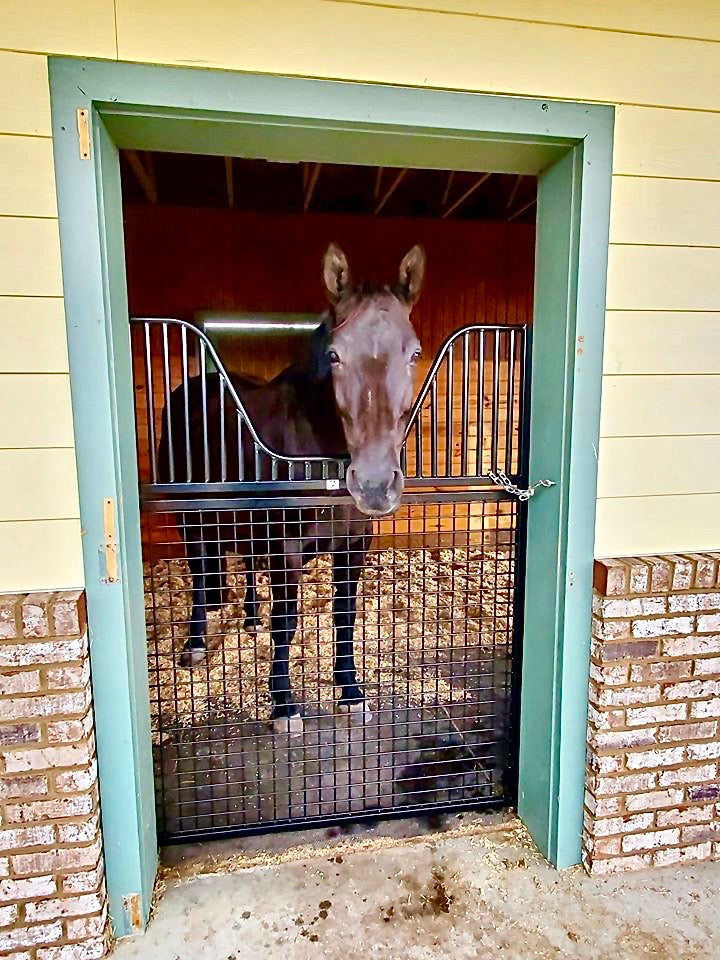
[158,244,425,733]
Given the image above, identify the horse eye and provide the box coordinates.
[328,350,341,366]
[410,348,422,363]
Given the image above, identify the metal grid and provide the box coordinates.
[131,317,530,842]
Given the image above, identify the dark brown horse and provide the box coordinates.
[159,243,425,733]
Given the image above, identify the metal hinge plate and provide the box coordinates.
[77,108,90,160]
[102,497,119,583]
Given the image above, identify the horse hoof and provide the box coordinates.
[243,617,262,634]
[339,701,372,723]
[273,713,304,736]
[178,646,207,669]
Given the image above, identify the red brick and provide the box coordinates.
[658,721,716,742]
[57,818,99,845]
[690,698,720,719]
[46,715,93,745]
[669,556,694,591]
[627,703,687,726]
[0,671,41,695]
[695,656,720,676]
[0,595,20,639]
[688,784,720,802]
[594,772,656,796]
[584,795,623,818]
[11,842,101,878]
[602,640,659,662]
[655,842,712,866]
[56,762,97,794]
[0,921,63,952]
[4,744,92,773]
[626,747,685,770]
[688,554,718,590]
[659,763,717,787]
[664,635,720,657]
[589,662,629,686]
[21,594,53,638]
[37,937,105,960]
[0,774,48,799]
[622,828,680,852]
[44,664,89,691]
[592,618,631,641]
[645,558,673,593]
[598,685,660,708]
[625,789,685,812]
[51,592,86,637]
[630,661,692,683]
[1,691,89,722]
[632,617,693,639]
[592,813,654,837]
[5,794,95,823]
[0,824,55,849]
[687,741,720,761]
[0,724,42,746]
[0,638,85,668]
[0,875,55,902]
[0,904,18,927]
[588,853,651,875]
[593,560,629,597]
[602,597,666,618]
[628,559,651,595]
[698,615,720,633]
[25,893,104,923]
[665,679,720,701]
[66,912,107,941]
[62,861,104,895]
[656,806,714,828]
[681,823,720,844]
[668,592,720,613]
[594,728,657,750]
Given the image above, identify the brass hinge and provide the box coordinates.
[77,108,90,160]
[102,497,119,583]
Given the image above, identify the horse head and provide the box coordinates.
[322,242,425,517]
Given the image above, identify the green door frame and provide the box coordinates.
[48,58,613,937]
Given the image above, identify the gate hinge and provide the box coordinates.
[77,108,91,160]
[488,470,555,502]
[102,497,119,583]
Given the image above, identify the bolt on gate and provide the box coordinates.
[131,316,532,842]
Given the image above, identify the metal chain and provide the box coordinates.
[488,470,556,502]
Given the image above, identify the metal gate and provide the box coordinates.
[131,317,531,842]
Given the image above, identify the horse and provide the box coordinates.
[158,243,425,733]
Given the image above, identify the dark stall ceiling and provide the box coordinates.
[120,152,537,223]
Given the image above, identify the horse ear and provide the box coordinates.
[398,244,425,305]
[323,243,352,302]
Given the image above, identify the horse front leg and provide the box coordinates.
[242,552,263,633]
[178,534,212,669]
[268,554,303,735]
[333,535,372,721]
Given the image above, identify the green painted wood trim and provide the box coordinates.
[48,57,613,918]
[48,76,157,937]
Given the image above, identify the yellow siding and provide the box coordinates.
[0,297,69,373]
[1,1,720,588]
[604,313,720,376]
[0,520,84,593]
[0,135,57,218]
[0,449,80,521]
[598,437,720,499]
[600,376,720,439]
[114,2,720,111]
[595,495,720,559]
[0,0,116,58]
[0,375,75,448]
[609,178,720,248]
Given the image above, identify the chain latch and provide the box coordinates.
[488,470,555,502]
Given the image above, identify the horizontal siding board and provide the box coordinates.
[609,177,720,248]
[0,0,116,58]
[603,312,720,375]
[0,51,51,137]
[115,0,720,111]
[613,106,720,181]
[606,246,720,311]
[0,449,79,521]
[600,375,720,438]
[0,135,57,217]
[349,1,720,42]
[0,217,63,296]
[598,436,720,498]
[0,374,75,447]
[0,296,69,373]
[0,519,83,592]
[595,493,720,558]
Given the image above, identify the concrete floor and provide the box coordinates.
[113,814,719,960]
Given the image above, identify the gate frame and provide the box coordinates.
[48,57,613,937]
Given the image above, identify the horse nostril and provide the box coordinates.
[390,469,404,496]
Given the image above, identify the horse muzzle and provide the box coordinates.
[346,466,404,517]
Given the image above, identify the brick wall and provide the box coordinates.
[0,592,108,960]
[584,554,720,875]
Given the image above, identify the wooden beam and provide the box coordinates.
[508,196,537,222]
[505,173,523,211]
[442,170,455,206]
[441,171,491,219]
[303,162,321,212]
[224,157,234,208]
[125,150,157,203]
[374,168,407,215]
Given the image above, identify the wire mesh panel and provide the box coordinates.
[131,316,530,842]
[144,494,519,840]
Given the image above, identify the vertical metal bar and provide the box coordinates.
[475,330,485,477]
[518,327,532,484]
[161,323,174,483]
[219,375,227,482]
[180,324,192,483]
[461,331,470,476]
[415,408,423,478]
[199,339,210,483]
[505,329,516,476]
[271,456,279,481]
[143,322,158,483]
[254,442,262,481]
[491,330,500,473]
[445,343,454,475]
[430,378,438,478]
[236,412,245,481]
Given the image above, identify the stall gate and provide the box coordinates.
[131,317,531,842]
